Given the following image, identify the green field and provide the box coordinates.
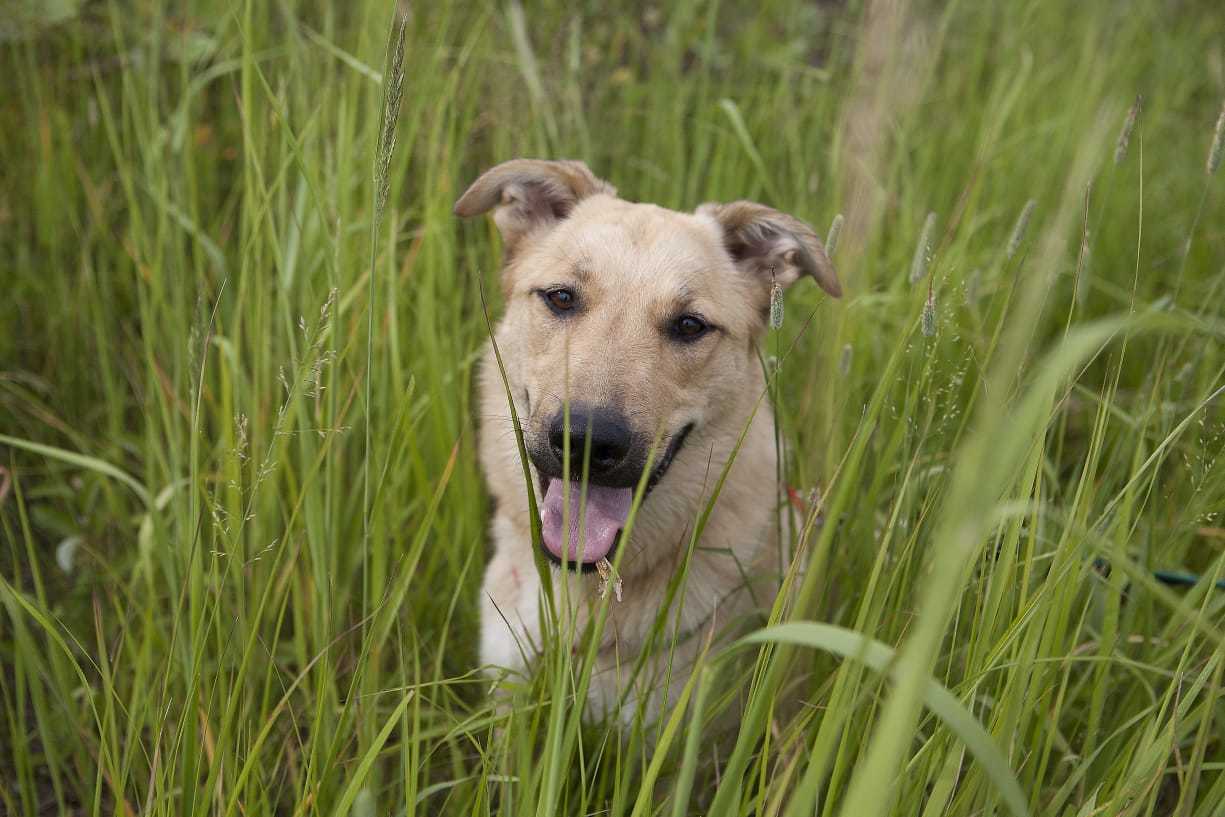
[3,1,1225,814]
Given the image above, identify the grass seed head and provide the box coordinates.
[596,557,622,602]
[374,9,410,221]
[910,211,937,285]
[234,413,249,460]
[1115,95,1141,164]
[826,213,844,256]
[1006,199,1036,261]
[1209,101,1225,176]
[768,280,784,329]
[921,290,937,337]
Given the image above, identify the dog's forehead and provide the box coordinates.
[545,199,734,290]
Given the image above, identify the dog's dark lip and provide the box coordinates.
[537,422,695,573]
[645,422,693,495]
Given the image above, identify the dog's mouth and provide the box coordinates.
[538,423,693,572]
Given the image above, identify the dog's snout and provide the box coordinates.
[548,406,633,476]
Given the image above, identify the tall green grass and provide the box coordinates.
[2,1,1224,814]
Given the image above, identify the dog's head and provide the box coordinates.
[456,159,840,570]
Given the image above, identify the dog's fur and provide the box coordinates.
[454,159,840,723]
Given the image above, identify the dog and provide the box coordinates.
[454,159,841,724]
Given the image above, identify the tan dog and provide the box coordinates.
[454,159,840,723]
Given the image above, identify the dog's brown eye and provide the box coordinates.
[542,287,577,315]
[672,314,708,341]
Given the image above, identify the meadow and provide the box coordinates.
[2,1,1225,814]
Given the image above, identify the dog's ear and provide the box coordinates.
[697,201,841,298]
[453,159,616,252]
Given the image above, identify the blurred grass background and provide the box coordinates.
[1,0,1224,814]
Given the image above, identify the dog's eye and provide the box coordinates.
[541,287,578,315]
[671,314,709,341]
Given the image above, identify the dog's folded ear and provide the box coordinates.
[453,159,616,252]
[697,201,841,298]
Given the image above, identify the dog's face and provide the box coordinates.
[456,160,840,571]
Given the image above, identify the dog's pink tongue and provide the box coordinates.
[540,479,633,564]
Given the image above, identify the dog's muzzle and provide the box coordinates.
[528,405,693,571]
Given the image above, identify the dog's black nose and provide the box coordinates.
[548,406,633,477]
